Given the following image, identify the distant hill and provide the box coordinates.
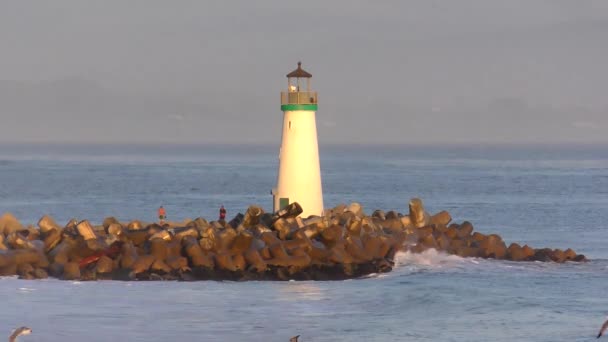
[0,78,279,144]
[0,79,605,144]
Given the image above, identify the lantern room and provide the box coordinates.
[281,62,318,107]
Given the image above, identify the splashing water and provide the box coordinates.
[0,144,606,341]
[394,248,471,268]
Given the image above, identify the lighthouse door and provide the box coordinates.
[279,197,289,210]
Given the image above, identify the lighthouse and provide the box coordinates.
[272,62,324,217]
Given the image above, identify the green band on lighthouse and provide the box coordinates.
[281,104,318,111]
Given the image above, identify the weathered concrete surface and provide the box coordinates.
[0,199,587,281]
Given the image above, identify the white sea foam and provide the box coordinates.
[394,249,473,269]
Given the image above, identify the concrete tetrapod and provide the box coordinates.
[0,199,587,281]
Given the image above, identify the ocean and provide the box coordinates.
[0,143,607,341]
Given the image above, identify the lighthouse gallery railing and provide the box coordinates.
[281,91,318,105]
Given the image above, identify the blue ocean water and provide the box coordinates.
[0,143,607,341]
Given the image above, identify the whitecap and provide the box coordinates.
[394,249,467,268]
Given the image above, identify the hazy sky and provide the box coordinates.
[1,1,607,144]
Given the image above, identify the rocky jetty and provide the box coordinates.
[0,199,587,281]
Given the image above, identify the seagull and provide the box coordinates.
[9,327,32,342]
[289,335,300,342]
[598,318,608,338]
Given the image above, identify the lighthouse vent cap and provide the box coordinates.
[286,61,312,78]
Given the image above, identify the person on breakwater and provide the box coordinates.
[219,205,226,221]
[158,206,166,225]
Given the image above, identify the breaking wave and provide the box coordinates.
[393,248,478,270]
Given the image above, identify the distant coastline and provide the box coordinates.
[0,141,606,161]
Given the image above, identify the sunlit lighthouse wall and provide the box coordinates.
[272,62,324,217]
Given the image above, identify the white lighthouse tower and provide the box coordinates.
[272,62,324,217]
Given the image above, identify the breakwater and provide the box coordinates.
[0,199,586,281]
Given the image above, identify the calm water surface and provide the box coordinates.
[0,143,607,341]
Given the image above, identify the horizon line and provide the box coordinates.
[1,141,607,148]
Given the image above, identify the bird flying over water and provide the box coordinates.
[289,335,300,342]
[598,318,608,338]
[9,327,32,342]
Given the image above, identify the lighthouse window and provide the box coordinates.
[289,121,291,129]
